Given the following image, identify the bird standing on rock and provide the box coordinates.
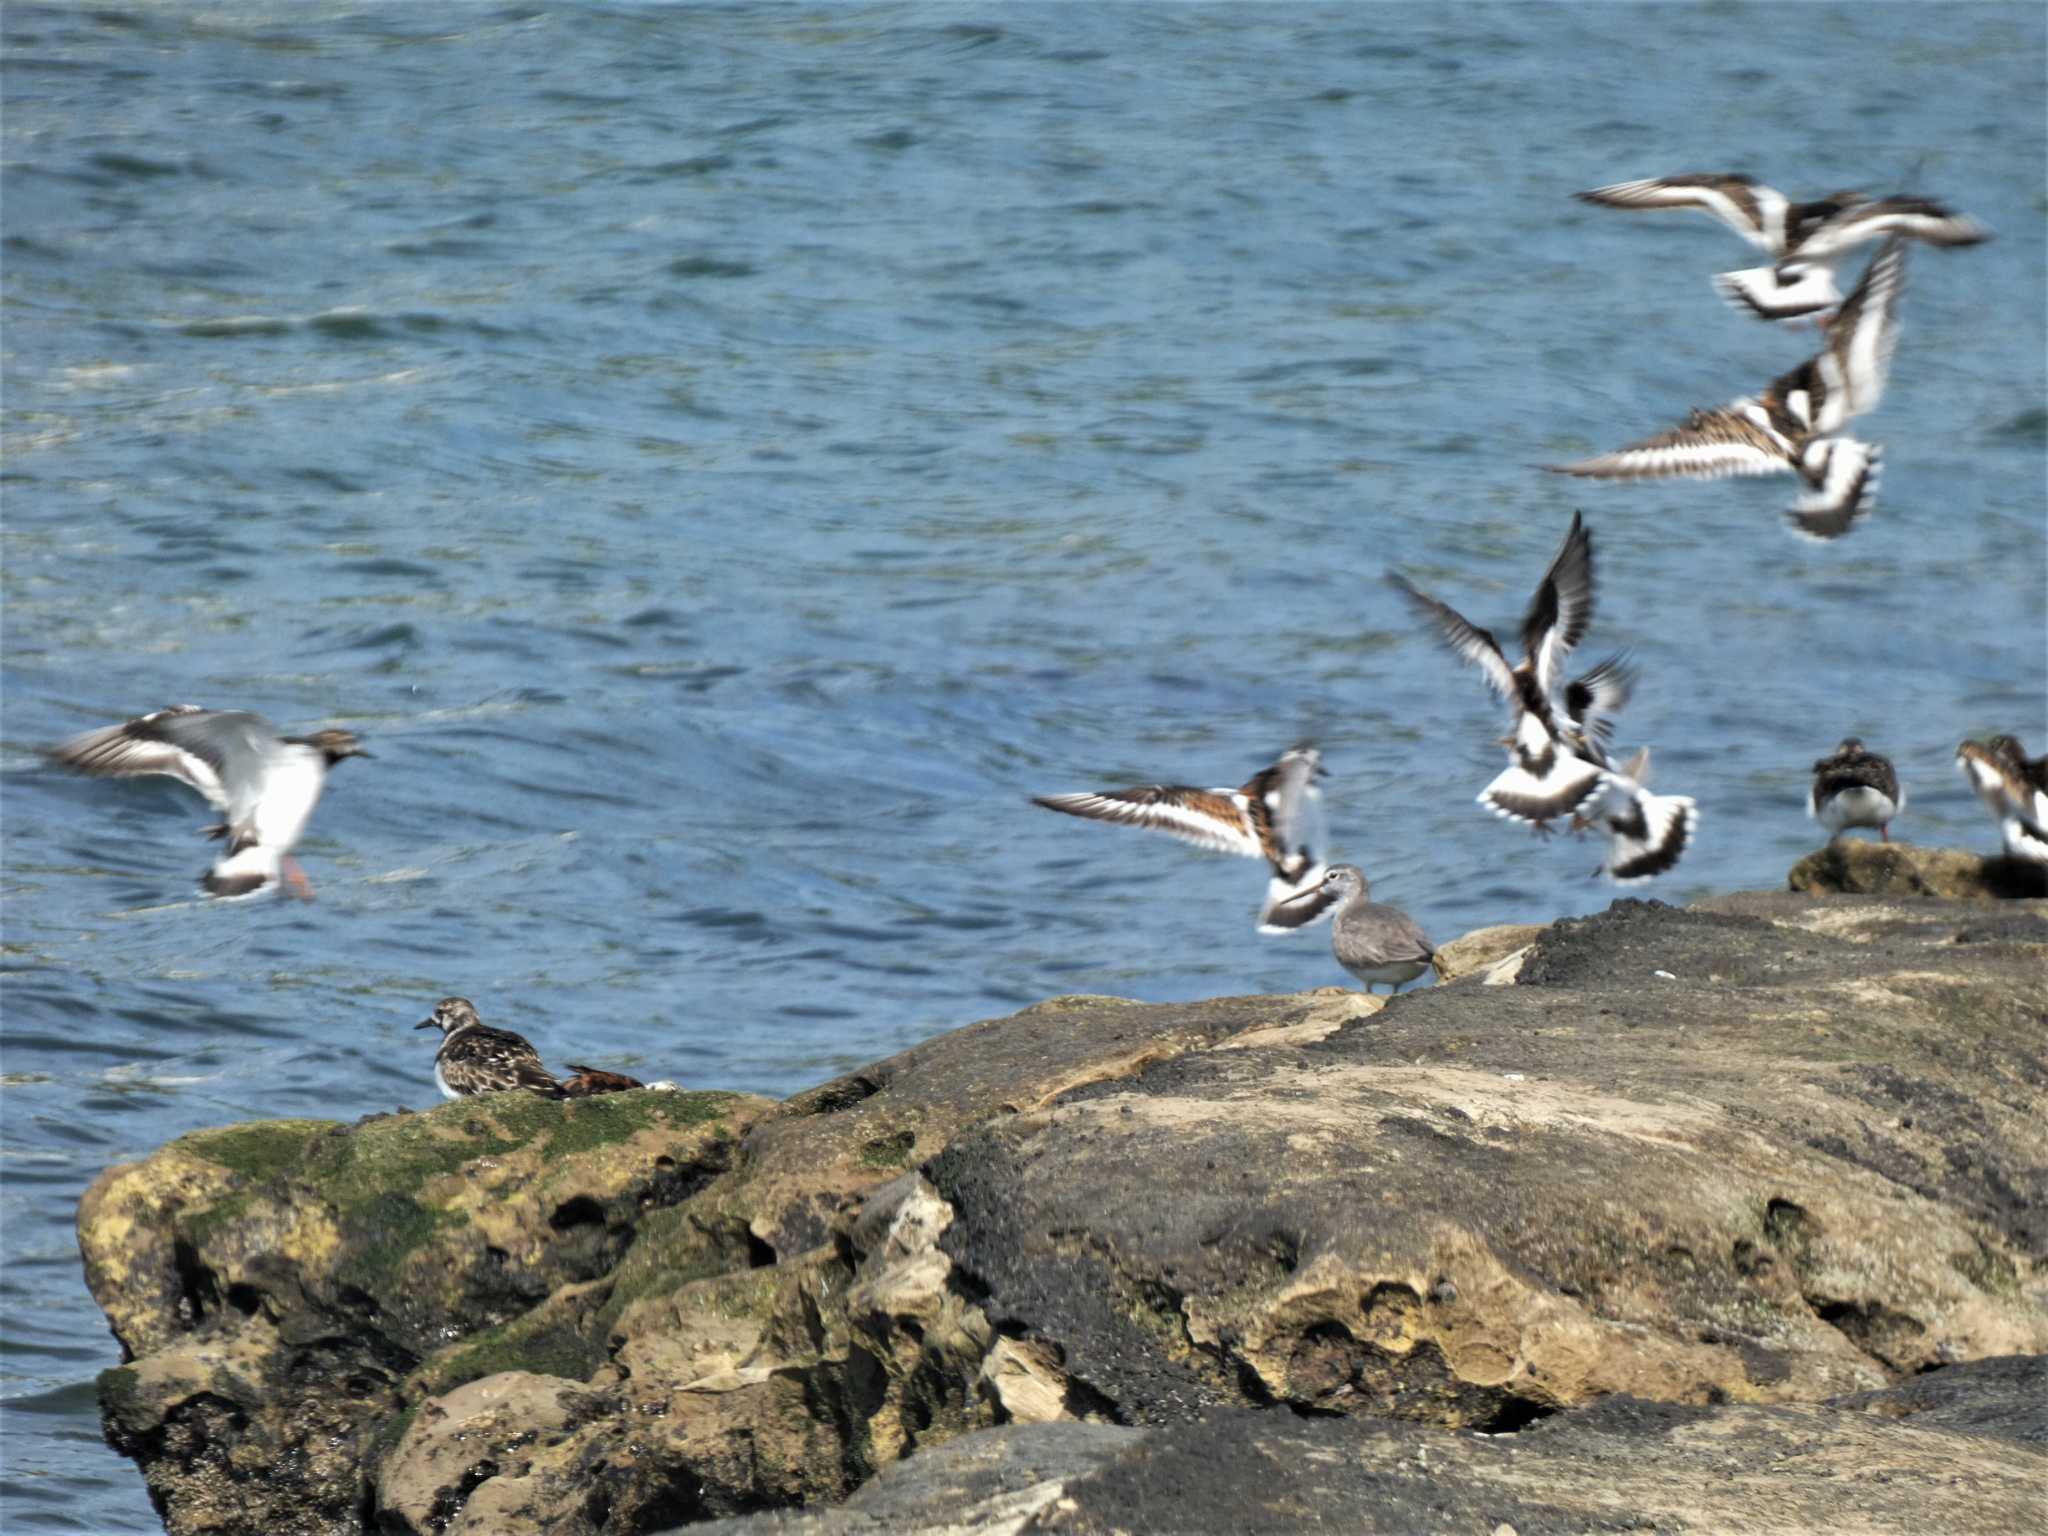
[1294,864,1437,995]
[417,998,563,1099]
[1808,737,1903,843]
[415,997,650,1100]
[1955,736,2048,863]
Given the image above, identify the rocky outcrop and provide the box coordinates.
[80,892,2048,1535]
[690,1356,2048,1535]
[1788,838,2048,900]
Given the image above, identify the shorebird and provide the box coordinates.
[1809,737,1903,842]
[1033,744,1329,932]
[1293,864,1436,994]
[1557,653,1638,771]
[48,705,369,897]
[560,1064,648,1097]
[1583,748,1698,883]
[1576,174,1987,322]
[1387,510,1606,830]
[1551,237,1906,540]
[1955,736,2048,863]
[416,998,564,1099]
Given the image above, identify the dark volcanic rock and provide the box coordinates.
[79,895,2048,1535]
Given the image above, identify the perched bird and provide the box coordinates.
[1809,737,1903,842]
[47,705,369,897]
[559,1064,647,1097]
[1294,864,1436,994]
[1387,511,1605,829]
[1576,174,1987,322]
[1955,736,2048,863]
[416,998,563,1100]
[1584,747,1698,883]
[1551,237,1907,539]
[1033,744,1329,932]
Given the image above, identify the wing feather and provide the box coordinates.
[1524,510,1594,700]
[1032,786,1262,859]
[1576,174,1786,251]
[1553,407,1793,482]
[49,705,242,811]
[1385,574,1518,704]
[1815,239,1905,427]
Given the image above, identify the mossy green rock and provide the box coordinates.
[81,1089,768,1535]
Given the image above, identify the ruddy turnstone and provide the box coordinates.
[560,1064,647,1097]
[416,997,564,1099]
[1576,175,1986,322]
[1387,511,1606,829]
[48,705,369,897]
[1558,653,1639,771]
[1955,736,2048,863]
[1809,737,1903,843]
[1291,864,1436,994]
[1033,744,1329,932]
[1584,747,1698,883]
[1551,236,1906,539]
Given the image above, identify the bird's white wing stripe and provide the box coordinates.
[1561,440,1790,481]
[1033,791,1263,858]
[48,725,233,810]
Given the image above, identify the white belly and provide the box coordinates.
[1821,785,1895,833]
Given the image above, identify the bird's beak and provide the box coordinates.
[1314,761,1330,780]
[414,1018,437,1031]
[354,747,376,759]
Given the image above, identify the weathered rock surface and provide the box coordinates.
[1430,921,1544,984]
[80,893,2048,1534]
[1788,838,2048,900]
[690,1356,2048,1535]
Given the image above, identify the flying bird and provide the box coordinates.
[1551,237,1907,540]
[1577,174,1986,322]
[1583,747,1698,883]
[1032,744,1328,933]
[1386,511,1605,829]
[47,704,369,897]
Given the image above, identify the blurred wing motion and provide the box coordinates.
[1576,173,1793,252]
[1034,746,1330,930]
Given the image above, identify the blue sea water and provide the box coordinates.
[1,3,2042,1528]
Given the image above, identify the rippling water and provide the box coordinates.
[2,3,2042,1528]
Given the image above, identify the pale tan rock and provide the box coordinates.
[1432,923,1546,983]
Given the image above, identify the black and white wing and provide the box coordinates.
[1793,197,1989,261]
[1813,238,1906,430]
[1552,405,1795,484]
[1576,174,1791,253]
[1522,510,1595,700]
[48,705,273,814]
[1561,653,1637,747]
[1384,574,1518,705]
[1712,261,1844,322]
[1032,783,1260,859]
[1786,438,1882,542]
